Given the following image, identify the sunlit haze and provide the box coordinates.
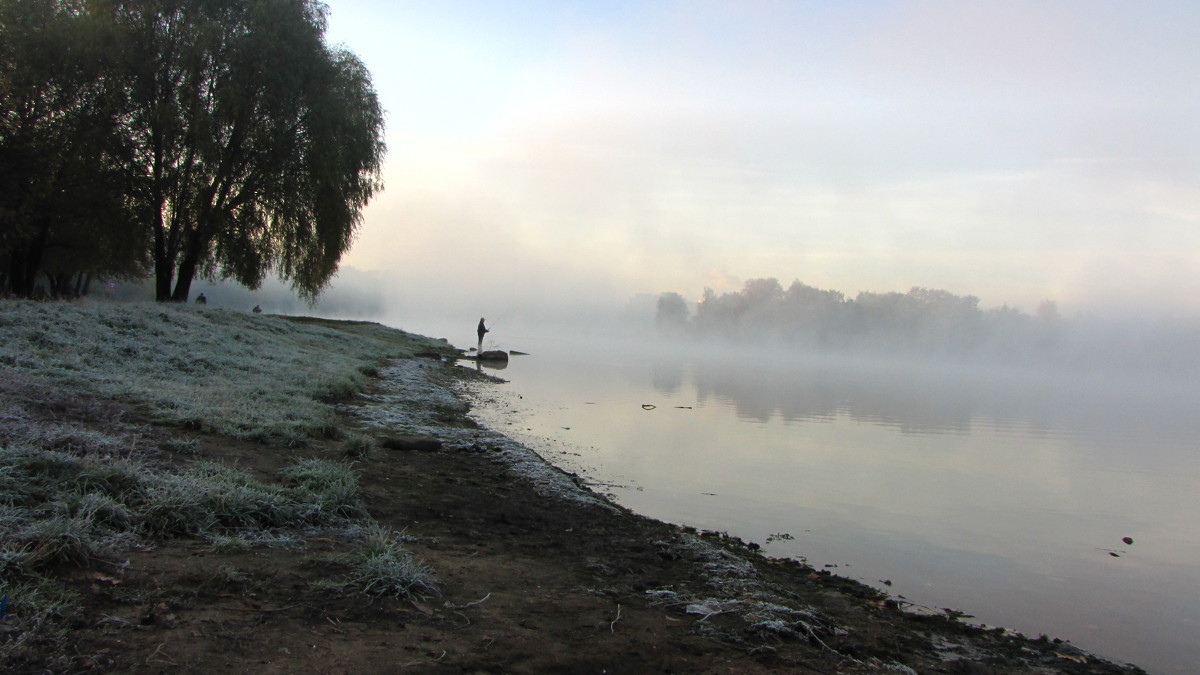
[320,0,1200,322]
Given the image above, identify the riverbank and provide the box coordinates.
[0,303,1146,673]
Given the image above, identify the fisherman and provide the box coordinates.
[477,317,489,353]
[252,305,262,314]
[195,293,207,304]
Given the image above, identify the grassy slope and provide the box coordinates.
[0,300,448,444]
[0,300,451,668]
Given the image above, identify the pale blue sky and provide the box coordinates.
[322,0,1199,317]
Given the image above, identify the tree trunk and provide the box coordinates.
[171,186,224,302]
[9,221,50,297]
[170,267,193,302]
[153,207,173,301]
[6,250,29,296]
[47,272,76,299]
[170,229,206,302]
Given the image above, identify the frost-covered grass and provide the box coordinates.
[0,300,447,444]
[0,437,380,664]
[0,300,450,665]
[0,384,367,563]
[302,523,439,600]
[0,576,82,669]
[345,523,439,600]
[0,444,365,572]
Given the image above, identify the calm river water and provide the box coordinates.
[457,332,1198,674]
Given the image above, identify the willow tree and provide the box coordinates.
[108,0,384,302]
[0,0,142,297]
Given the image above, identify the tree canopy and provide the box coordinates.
[1,0,144,297]
[0,0,385,301]
[667,278,1062,362]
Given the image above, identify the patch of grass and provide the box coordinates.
[206,530,304,553]
[0,543,35,578]
[206,533,253,554]
[0,440,395,668]
[73,492,136,530]
[347,524,438,600]
[280,458,365,520]
[1,446,143,571]
[139,461,303,535]
[13,514,106,567]
[139,459,364,536]
[312,373,366,403]
[342,433,374,459]
[0,444,365,575]
[0,577,83,670]
[308,577,351,593]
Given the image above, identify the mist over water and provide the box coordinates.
[447,322,1200,675]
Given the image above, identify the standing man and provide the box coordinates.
[477,317,489,353]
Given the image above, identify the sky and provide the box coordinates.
[320,0,1200,320]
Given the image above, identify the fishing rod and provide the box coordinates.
[474,308,512,352]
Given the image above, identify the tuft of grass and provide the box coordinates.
[280,459,365,520]
[342,433,374,459]
[308,577,351,593]
[346,524,438,600]
[206,533,254,554]
[312,374,366,403]
[13,514,107,567]
[72,492,136,530]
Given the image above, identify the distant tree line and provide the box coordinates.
[1,0,385,301]
[656,279,1063,361]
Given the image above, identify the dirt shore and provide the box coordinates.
[10,355,1147,674]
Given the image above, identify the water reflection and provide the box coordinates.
[467,341,1200,674]
[650,362,685,395]
[650,350,1200,449]
[462,356,509,372]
